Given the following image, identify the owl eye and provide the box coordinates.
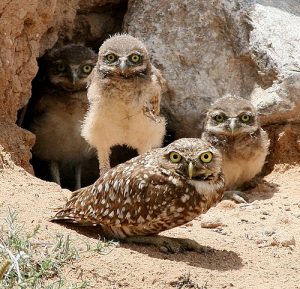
[129,54,141,63]
[56,63,66,72]
[240,114,251,123]
[214,114,225,123]
[169,152,182,163]
[200,152,213,163]
[105,53,117,63]
[82,64,92,74]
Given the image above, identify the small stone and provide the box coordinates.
[201,215,225,229]
[217,200,237,210]
[270,230,296,247]
[277,214,292,224]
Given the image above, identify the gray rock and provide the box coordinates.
[124,0,300,137]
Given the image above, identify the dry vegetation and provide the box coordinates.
[0,163,299,288]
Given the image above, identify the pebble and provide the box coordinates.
[270,230,296,247]
[253,229,296,248]
[217,200,237,209]
[201,215,225,228]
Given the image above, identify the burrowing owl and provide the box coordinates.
[202,95,270,203]
[28,44,98,190]
[51,138,224,252]
[81,34,166,176]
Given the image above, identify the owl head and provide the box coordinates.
[204,96,259,136]
[160,138,222,181]
[45,44,97,91]
[97,34,151,78]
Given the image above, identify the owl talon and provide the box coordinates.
[125,236,208,254]
[222,190,249,203]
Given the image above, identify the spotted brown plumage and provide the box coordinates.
[51,138,225,248]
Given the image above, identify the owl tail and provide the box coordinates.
[50,185,93,224]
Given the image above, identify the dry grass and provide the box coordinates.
[0,209,116,288]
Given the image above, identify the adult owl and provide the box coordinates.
[202,95,270,203]
[81,34,166,176]
[28,44,97,190]
[51,138,225,252]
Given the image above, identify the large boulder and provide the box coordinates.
[124,0,300,137]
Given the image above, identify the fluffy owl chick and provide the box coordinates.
[202,95,270,203]
[51,138,225,253]
[29,44,97,189]
[81,34,166,176]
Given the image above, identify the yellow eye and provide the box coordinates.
[56,63,66,72]
[169,152,182,163]
[82,64,92,74]
[129,54,141,63]
[240,114,250,123]
[106,54,117,63]
[200,152,213,163]
[214,114,224,123]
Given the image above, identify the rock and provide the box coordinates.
[217,200,238,210]
[124,0,255,138]
[125,0,300,140]
[1,0,300,171]
[0,0,78,171]
[251,228,296,247]
[270,230,296,247]
[249,3,300,125]
[201,214,225,229]
[265,123,300,169]
[0,145,15,170]
[0,0,124,171]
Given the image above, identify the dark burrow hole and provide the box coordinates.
[17,0,130,190]
[16,0,176,191]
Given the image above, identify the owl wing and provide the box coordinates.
[51,158,180,227]
[143,65,166,120]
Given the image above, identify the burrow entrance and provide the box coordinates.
[16,0,141,191]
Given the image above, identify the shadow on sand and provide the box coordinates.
[54,223,243,271]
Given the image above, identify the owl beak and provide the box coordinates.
[71,71,79,84]
[229,118,237,133]
[119,59,127,73]
[188,162,194,179]
[188,162,214,180]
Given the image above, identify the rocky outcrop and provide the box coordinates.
[0,0,299,171]
[124,0,258,138]
[249,3,300,125]
[124,0,300,138]
[0,0,78,171]
[0,0,125,171]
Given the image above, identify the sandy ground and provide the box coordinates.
[0,163,299,289]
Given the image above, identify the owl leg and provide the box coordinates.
[74,164,82,190]
[125,235,209,254]
[49,161,61,186]
[98,147,111,176]
[222,190,249,203]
